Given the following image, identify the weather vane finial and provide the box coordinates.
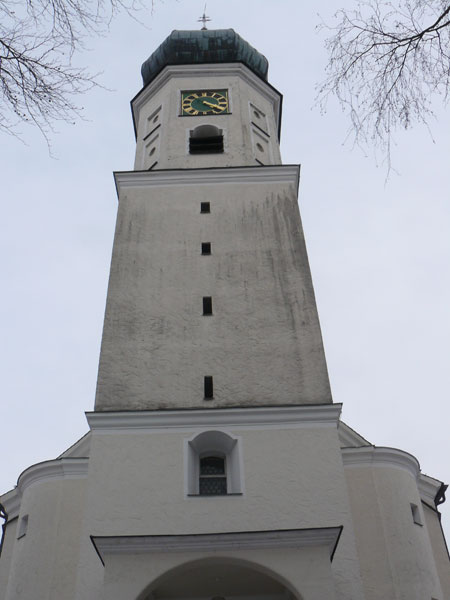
[198,4,211,30]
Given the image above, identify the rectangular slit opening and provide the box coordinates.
[200,202,210,213]
[201,242,211,255]
[203,296,213,315]
[204,376,214,399]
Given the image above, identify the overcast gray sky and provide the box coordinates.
[1,0,449,541]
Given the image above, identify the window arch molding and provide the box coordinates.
[185,430,243,496]
[191,124,222,139]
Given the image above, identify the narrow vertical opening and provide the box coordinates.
[199,456,227,495]
[201,242,211,255]
[203,296,213,315]
[200,202,210,213]
[204,376,214,399]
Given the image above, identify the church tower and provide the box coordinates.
[95,28,331,413]
[1,28,449,600]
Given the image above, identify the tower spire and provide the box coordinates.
[197,4,211,30]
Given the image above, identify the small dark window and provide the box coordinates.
[203,296,213,315]
[202,242,211,255]
[204,376,213,399]
[190,135,224,154]
[199,456,227,495]
[200,202,210,213]
[190,125,224,155]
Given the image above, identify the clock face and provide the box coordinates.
[181,90,229,116]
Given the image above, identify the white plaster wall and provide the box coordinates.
[375,467,444,599]
[3,478,87,600]
[95,174,331,411]
[133,65,281,171]
[344,464,444,600]
[73,531,105,600]
[422,503,450,599]
[81,423,364,599]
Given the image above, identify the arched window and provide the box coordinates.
[185,430,243,496]
[189,124,224,154]
[199,455,227,495]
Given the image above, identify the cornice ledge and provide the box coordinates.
[92,526,342,563]
[86,404,342,432]
[17,457,89,495]
[418,473,442,506]
[342,446,420,479]
[1,488,21,520]
[114,165,300,195]
[1,458,89,517]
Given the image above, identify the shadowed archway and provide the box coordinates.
[137,557,303,600]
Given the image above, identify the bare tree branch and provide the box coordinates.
[317,1,450,172]
[0,0,154,142]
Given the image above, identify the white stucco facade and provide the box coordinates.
[1,409,448,600]
[1,29,448,600]
[95,166,332,411]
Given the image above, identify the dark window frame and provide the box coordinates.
[204,375,214,399]
[202,296,213,316]
[201,242,211,255]
[199,455,227,496]
[189,124,224,155]
[189,135,224,154]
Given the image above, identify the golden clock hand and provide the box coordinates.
[203,100,226,111]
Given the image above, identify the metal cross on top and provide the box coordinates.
[198,5,211,30]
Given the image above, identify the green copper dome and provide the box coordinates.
[141,29,269,86]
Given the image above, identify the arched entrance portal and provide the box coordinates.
[139,559,301,600]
